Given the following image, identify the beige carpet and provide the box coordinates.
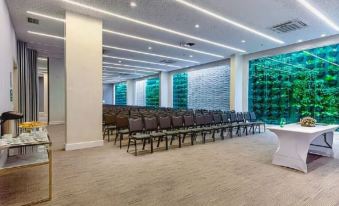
[1,125,339,206]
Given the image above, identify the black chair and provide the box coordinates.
[167,115,183,148]
[244,112,256,134]
[145,116,168,151]
[127,117,152,156]
[115,115,130,148]
[182,114,196,145]
[220,113,233,138]
[229,112,241,137]
[103,114,116,142]
[249,112,265,133]
[236,112,251,136]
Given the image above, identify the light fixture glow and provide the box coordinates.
[103,62,165,71]
[175,0,284,44]
[103,29,226,57]
[103,45,199,63]
[103,55,180,68]
[62,0,245,52]
[195,24,200,28]
[297,0,339,31]
[321,34,326,37]
[28,31,65,40]
[27,11,65,22]
[297,39,303,43]
[241,40,246,43]
[189,55,193,58]
[38,57,48,61]
[148,46,152,50]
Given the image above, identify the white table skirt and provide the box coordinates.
[268,124,339,173]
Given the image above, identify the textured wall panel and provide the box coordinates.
[135,79,146,106]
[173,72,188,109]
[187,66,230,111]
[114,82,127,105]
[146,77,160,107]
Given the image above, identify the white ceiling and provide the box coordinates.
[6,0,339,83]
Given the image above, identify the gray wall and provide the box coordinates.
[49,57,65,124]
[103,84,113,104]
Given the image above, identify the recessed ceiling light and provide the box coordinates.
[297,39,303,43]
[175,0,284,44]
[103,55,180,68]
[103,29,226,57]
[321,34,326,37]
[27,30,65,40]
[103,45,199,63]
[241,40,246,43]
[130,2,137,7]
[62,0,246,52]
[297,0,339,31]
[148,46,152,50]
[118,60,122,63]
[103,65,158,73]
[189,55,193,58]
[195,24,200,28]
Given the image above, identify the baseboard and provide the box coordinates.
[65,140,104,151]
[49,121,65,125]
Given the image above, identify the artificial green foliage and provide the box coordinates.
[146,77,160,107]
[173,72,188,109]
[249,43,339,124]
[115,82,127,105]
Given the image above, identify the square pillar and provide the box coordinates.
[65,12,103,150]
[230,54,244,112]
[127,80,136,105]
[160,72,170,107]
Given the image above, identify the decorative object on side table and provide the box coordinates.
[300,117,316,127]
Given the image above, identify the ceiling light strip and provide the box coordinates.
[103,55,180,68]
[103,65,158,73]
[62,0,246,52]
[27,11,65,22]
[103,61,165,71]
[175,0,284,44]
[297,0,339,31]
[103,29,224,58]
[28,31,65,40]
[103,45,199,63]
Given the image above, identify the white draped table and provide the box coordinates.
[268,124,339,173]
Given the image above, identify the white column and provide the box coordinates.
[230,54,244,112]
[65,12,103,150]
[127,80,136,105]
[160,72,170,107]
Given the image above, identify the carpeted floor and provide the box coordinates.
[1,125,339,206]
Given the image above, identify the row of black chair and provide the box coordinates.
[111,112,265,156]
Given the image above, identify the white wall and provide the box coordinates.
[49,57,65,124]
[0,0,16,114]
[103,84,113,104]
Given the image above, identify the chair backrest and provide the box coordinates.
[171,115,183,129]
[158,116,171,130]
[104,114,116,125]
[195,114,205,126]
[116,115,129,129]
[244,112,251,122]
[230,112,237,123]
[212,113,222,124]
[128,118,144,133]
[250,112,257,122]
[183,115,194,127]
[204,114,213,125]
[144,116,158,131]
[236,112,245,123]
[221,113,230,124]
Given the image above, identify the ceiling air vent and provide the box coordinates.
[160,59,177,64]
[27,17,39,24]
[270,20,307,33]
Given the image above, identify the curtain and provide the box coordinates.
[17,41,38,123]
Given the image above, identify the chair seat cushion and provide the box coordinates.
[106,125,117,129]
[118,129,129,134]
[132,133,150,139]
[150,132,165,137]
[164,130,179,135]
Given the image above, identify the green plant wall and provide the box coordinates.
[146,77,160,107]
[115,82,127,105]
[173,72,188,109]
[249,43,339,124]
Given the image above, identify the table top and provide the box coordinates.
[0,131,50,149]
[267,123,339,134]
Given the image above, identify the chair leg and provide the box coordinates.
[134,140,137,156]
[120,133,123,149]
[150,138,153,153]
[178,134,182,148]
[114,132,118,145]
[127,138,131,152]
[108,130,111,142]
[230,127,233,138]
[182,133,186,143]
[170,135,174,145]
[157,137,161,147]
[142,139,146,150]
[165,136,168,150]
